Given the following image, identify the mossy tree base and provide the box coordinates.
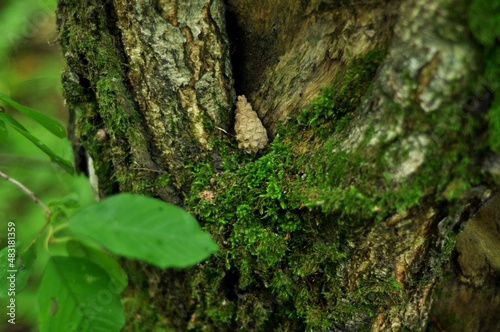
[58,0,500,331]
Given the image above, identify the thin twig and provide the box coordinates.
[429,312,445,332]
[0,170,52,217]
[130,167,163,173]
[215,126,235,137]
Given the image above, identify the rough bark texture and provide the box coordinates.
[226,0,400,135]
[430,194,500,332]
[58,0,500,331]
[58,0,234,203]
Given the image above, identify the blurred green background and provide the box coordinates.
[0,0,93,330]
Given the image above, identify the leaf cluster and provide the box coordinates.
[0,96,218,331]
[0,93,73,173]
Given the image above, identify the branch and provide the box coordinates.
[0,169,52,217]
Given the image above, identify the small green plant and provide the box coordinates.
[0,95,218,331]
[0,92,73,173]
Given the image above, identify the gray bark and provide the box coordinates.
[226,0,400,135]
[59,0,233,203]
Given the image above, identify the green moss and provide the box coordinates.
[178,49,396,331]
[296,49,386,135]
[468,0,500,47]
[122,293,172,331]
[467,0,500,152]
[121,35,488,329]
[187,139,302,284]
[322,113,477,226]
[121,263,176,332]
[182,39,494,330]
[489,102,500,152]
[60,0,153,195]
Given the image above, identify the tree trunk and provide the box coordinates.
[57,0,500,331]
[59,0,234,203]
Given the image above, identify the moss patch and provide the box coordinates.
[467,0,500,152]
[118,31,492,329]
[59,0,170,197]
[177,43,489,330]
[177,50,406,331]
[296,49,386,137]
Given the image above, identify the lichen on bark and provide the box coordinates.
[59,0,234,202]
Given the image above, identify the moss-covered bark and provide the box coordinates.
[58,0,233,203]
[225,0,401,135]
[58,0,500,331]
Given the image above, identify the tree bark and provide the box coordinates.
[59,0,234,203]
[225,0,399,135]
[58,0,500,331]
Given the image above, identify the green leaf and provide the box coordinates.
[67,240,128,294]
[0,118,7,144]
[49,193,82,210]
[38,256,124,332]
[0,92,66,138]
[68,193,218,268]
[0,245,36,299]
[0,112,74,174]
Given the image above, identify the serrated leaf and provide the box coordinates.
[0,112,74,174]
[68,193,218,268]
[0,245,36,299]
[0,92,66,138]
[67,240,128,294]
[38,256,124,332]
